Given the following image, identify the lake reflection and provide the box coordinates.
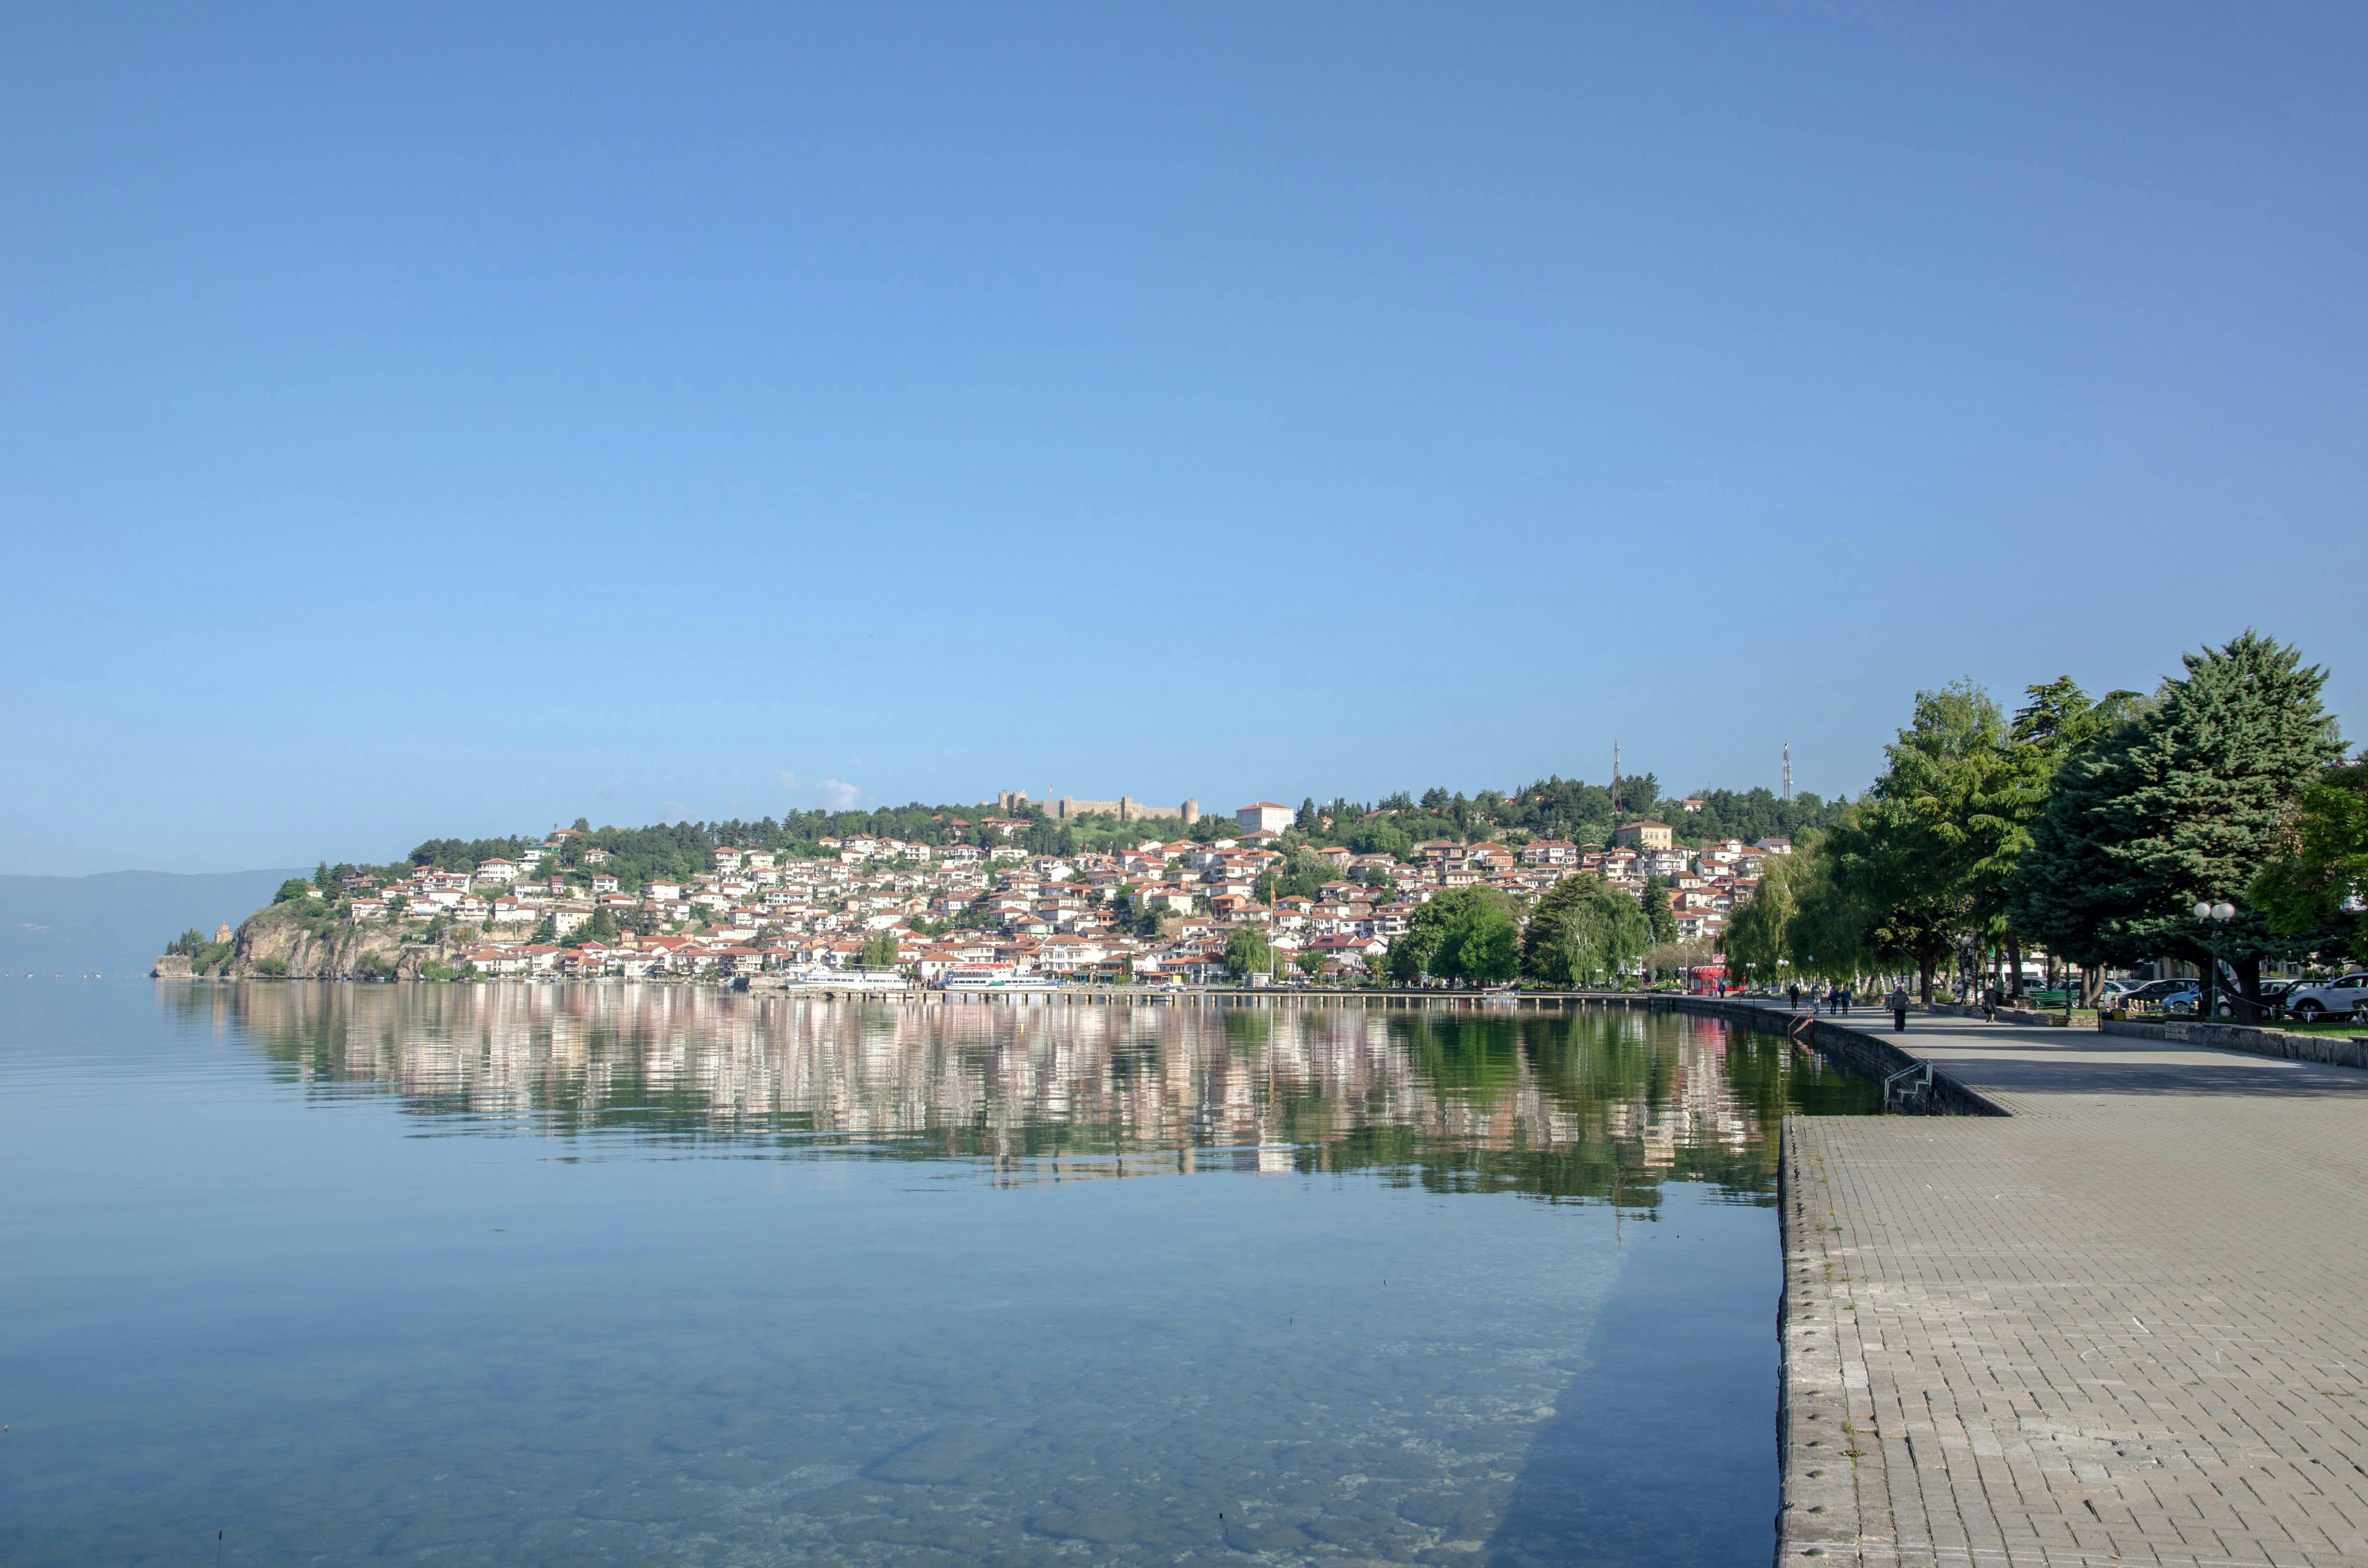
[2,985,1878,1568]
[185,984,1875,1202]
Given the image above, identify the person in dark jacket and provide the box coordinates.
[1888,985,1910,1032]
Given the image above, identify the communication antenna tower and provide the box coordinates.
[1782,743,1792,803]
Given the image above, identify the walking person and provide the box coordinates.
[1788,981,1801,1011]
[1888,984,1910,1033]
[1838,986,1852,1016]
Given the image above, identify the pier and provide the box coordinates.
[1721,1001,2368,1568]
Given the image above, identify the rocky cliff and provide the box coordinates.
[191,902,457,980]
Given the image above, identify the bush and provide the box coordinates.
[253,957,288,977]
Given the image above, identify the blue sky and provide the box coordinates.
[3,2,2362,874]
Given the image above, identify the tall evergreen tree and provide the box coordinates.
[1991,678,2145,993]
[2012,631,2342,1009]
[1639,876,1676,945]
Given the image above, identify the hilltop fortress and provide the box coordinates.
[995,791,1199,825]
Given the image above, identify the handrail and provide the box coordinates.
[1883,1060,1933,1112]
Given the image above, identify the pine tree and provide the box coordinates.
[1993,679,2146,993]
[1639,876,1676,945]
[2013,631,2342,1005]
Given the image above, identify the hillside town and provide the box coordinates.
[314,800,1790,985]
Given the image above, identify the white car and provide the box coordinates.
[2285,974,2368,1022]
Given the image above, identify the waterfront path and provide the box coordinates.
[1758,1004,2368,1568]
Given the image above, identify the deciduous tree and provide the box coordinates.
[2251,759,2368,963]
[1224,925,1273,979]
[1522,875,1649,988]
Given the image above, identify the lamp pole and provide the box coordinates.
[2193,901,2235,1019]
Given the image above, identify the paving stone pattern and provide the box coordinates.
[1774,1008,2368,1568]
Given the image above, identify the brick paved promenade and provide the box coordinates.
[1764,1005,2368,1568]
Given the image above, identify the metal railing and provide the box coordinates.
[1884,1061,1933,1113]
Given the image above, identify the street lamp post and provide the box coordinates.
[2193,901,2235,1020]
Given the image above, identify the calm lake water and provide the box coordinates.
[0,984,1880,1567]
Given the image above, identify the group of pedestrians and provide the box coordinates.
[1784,981,1857,1016]
[1788,979,1915,1033]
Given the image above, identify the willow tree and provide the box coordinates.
[1778,837,1869,984]
[1724,851,1805,987]
[1521,874,1650,988]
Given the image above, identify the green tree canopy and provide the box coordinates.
[1723,852,1802,987]
[1638,876,1676,945]
[1386,888,1519,985]
[1814,682,2024,1001]
[1520,874,1649,988]
[2250,759,2368,963]
[2011,631,2343,996]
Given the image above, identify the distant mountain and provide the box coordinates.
[0,870,305,978]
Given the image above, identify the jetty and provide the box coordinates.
[1711,1000,2368,1568]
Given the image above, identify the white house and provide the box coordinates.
[1235,801,1295,834]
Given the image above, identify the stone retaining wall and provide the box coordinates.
[1929,999,2082,1028]
[1671,996,2008,1115]
[2101,1016,2368,1069]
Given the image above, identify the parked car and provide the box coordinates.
[2096,979,2145,1005]
[2284,974,2368,1022]
[2157,983,2206,1015]
[2118,979,2194,1009]
[2257,979,2306,1014]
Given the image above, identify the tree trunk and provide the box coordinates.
[1917,951,1936,1006]
[2006,934,2025,1000]
[2233,954,2264,1023]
